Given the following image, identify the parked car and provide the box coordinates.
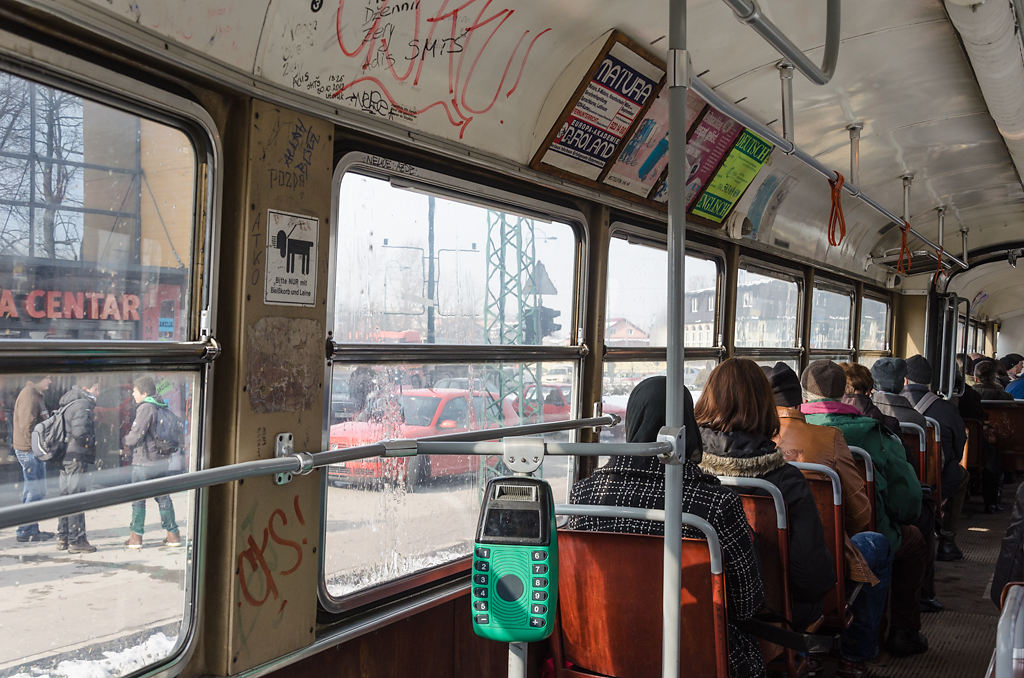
[327,388,518,490]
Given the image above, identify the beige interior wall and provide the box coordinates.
[894,293,927,358]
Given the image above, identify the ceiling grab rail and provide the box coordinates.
[722,0,840,85]
[687,77,969,272]
[952,296,971,398]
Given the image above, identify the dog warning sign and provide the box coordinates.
[265,209,318,307]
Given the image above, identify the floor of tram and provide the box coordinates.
[851,483,1013,678]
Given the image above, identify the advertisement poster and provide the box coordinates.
[603,89,705,197]
[691,130,774,223]
[650,108,742,205]
[537,40,662,180]
[264,209,319,307]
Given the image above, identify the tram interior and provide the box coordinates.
[1,1,1024,677]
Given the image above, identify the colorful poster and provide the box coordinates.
[651,108,742,205]
[603,89,705,197]
[691,130,774,223]
[538,41,662,179]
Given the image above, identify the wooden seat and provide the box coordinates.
[921,418,944,506]
[552,529,729,678]
[982,402,1024,471]
[717,476,798,676]
[787,462,849,630]
[847,446,877,532]
[963,418,983,476]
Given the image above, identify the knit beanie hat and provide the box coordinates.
[905,355,932,384]
[871,357,907,394]
[767,362,802,407]
[800,360,846,399]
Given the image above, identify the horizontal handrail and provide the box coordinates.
[0,414,618,530]
[717,476,788,529]
[788,461,842,505]
[417,440,672,457]
[329,342,587,363]
[847,446,874,483]
[555,504,724,575]
[898,422,927,453]
[689,77,967,271]
[722,0,840,85]
[0,337,220,370]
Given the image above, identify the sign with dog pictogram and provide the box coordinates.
[265,209,318,307]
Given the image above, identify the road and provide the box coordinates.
[0,455,572,676]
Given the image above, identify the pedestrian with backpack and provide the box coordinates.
[122,375,182,549]
[56,378,100,553]
[12,375,54,543]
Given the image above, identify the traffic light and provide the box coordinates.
[521,306,561,344]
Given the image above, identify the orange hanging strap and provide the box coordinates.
[827,172,847,247]
[896,220,913,275]
[932,246,944,286]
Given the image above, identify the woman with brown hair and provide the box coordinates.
[696,357,836,631]
[840,362,900,434]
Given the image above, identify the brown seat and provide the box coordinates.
[963,418,983,476]
[847,446,877,532]
[551,529,729,678]
[717,476,798,675]
[921,419,944,506]
[982,402,1024,471]
[787,462,850,630]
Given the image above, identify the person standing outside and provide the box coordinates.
[122,375,181,548]
[57,378,100,553]
[12,375,54,542]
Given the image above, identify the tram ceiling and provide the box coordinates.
[27,0,1024,283]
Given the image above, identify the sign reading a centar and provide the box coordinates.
[264,209,319,307]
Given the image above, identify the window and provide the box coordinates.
[810,287,853,350]
[691,297,698,312]
[324,163,580,607]
[0,69,206,677]
[734,267,799,348]
[859,298,889,351]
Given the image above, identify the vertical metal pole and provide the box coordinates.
[778,61,794,143]
[961,227,969,264]
[902,174,913,222]
[936,206,945,251]
[847,123,862,185]
[508,641,527,678]
[666,0,688,675]
[427,195,436,344]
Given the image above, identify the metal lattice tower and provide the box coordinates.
[482,210,540,418]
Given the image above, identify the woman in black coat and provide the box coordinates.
[695,358,836,631]
[569,376,767,678]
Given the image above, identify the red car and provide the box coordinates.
[327,388,518,490]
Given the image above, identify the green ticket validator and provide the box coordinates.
[471,476,558,643]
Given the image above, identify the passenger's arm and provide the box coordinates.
[716,490,765,622]
[833,433,872,535]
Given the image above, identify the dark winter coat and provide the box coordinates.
[698,427,836,630]
[976,381,1014,402]
[568,377,767,678]
[902,383,967,492]
[992,483,1024,607]
[123,397,171,464]
[842,393,900,435]
[59,387,96,464]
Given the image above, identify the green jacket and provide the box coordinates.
[804,408,922,550]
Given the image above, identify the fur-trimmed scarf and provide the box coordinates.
[698,428,787,478]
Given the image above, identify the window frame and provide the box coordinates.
[808,280,855,358]
[320,152,589,614]
[0,39,220,677]
[733,258,803,362]
[856,292,891,364]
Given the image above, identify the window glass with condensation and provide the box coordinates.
[859,298,889,352]
[606,237,719,349]
[326,172,580,604]
[734,267,799,348]
[0,70,201,678]
[810,287,853,350]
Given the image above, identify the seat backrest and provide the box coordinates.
[983,403,1024,471]
[555,530,729,678]
[787,461,848,629]
[847,446,877,532]
[922,417,944,504]
[898,424,925,480]
[963,418,983,471]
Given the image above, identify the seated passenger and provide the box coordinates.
[841,362,900,434]
[902,355,968,562]
[998,353,1023,388]
[766,363,891,677]
[695,358,836,632]
[800,360,928,657]
[568,376,767,678]
[975,359,1014,401]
